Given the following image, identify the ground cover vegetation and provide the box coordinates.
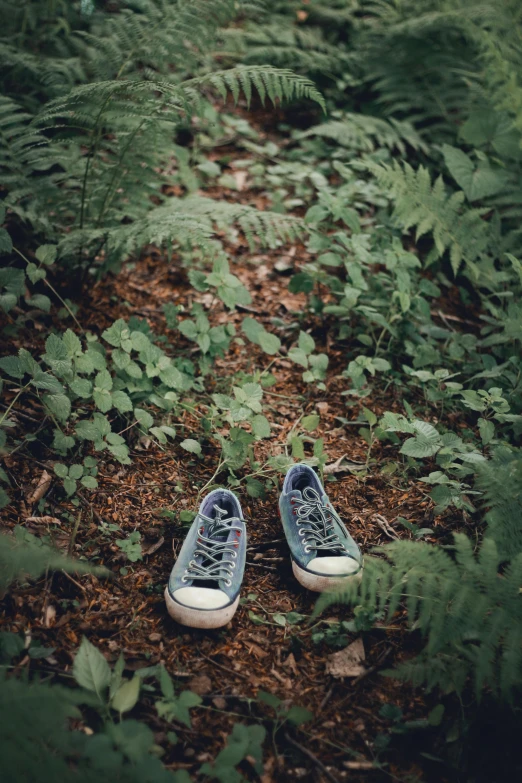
[1,0,522,780]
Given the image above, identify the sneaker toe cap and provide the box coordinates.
[307,556,360,576]
[172,586,230,609]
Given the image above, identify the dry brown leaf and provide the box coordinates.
[233,170,248,191]
[188,674,212,696]
[142,536,165,556]
[282,652,299,676]
[28,470,52,504]
[323,455,366,475]
[25,516,61,524]
[326,638,366,678]
[44,605,56,628]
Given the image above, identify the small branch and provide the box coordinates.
[284,732,340,783]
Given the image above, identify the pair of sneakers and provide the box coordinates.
[164,463,363,629]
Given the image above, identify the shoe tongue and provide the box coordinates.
[207,505,230,537]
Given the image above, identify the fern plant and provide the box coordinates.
[317,533,522,699]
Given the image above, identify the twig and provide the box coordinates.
[246,561,278,572]
[199,652,249,681]
[77,491,104,525]
[284,732,340,783]
[61,569,87,593]
[68,511,82,556]
[318,684,334,714]
[352,646,393,686]
[373,514,399,540]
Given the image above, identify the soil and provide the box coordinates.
[0,109,462,783]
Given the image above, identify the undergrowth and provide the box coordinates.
[1,0,522,780]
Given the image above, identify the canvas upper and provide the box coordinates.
[279,463,362,577]
[166,488,246,611]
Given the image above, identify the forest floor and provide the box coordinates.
[1,109,459,783]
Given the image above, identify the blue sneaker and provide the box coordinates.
[279,463,362,592]
[165,489,246,628]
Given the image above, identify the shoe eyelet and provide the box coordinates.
[225,579,232,587]
[181,576,188,583]
[232,551,237,558]
[298,529,304,537]
[231,561,236,569]
[304,546,311,553]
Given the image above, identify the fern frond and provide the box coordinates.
[37,65,324,132]
[0,526,105,594]
[371,160,492,277]
[475,446,522,559]
[316,534,522,698]
[300,113,429,155]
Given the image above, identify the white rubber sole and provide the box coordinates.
[292,560,363,593]
[164,587,240,629]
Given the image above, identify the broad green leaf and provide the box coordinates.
[73,636,111,699]
[180,438,202,455]
[298,331,315,354]
[288,347,308,368]
[134,408,154,430]
[241,317,264,344]
[80,475,98,489]
[258,331,281,355]
[112,390,133,413]
[111,676,140,715]
[286,705,314,725]
[478,418,495,446]
[54,463,68,479]
[442,145,509,201]
[246,478,265,498]
[251,414,271,439]
[44,393,71,422]
[302,414,320,431]
[102,319,132,350]
[35,244,57,266]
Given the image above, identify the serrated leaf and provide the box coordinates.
[251,414,271,439]
[102,319,132,350]
[478,418,495,446]
[44,393,71,422]
[112,390,133,413]
[258,331,281,355]
[35,245,57,266]
[73,636,111,699]
[134,408,154,430]
[81,475,98,489]
[69,378,92,398]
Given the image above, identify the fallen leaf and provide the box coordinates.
[142,536,165,556]
[324,455,366,475]
[28,471,52,504]
[233,170,248,191]
[282,653,298,676]
[326,638,366,678]
[246,642,269,659]
[44,605,56,628]
[25,516,61,525]
[148,633,162,643]
[188,674,212,696]
[212,696,227,710]
[316,402,329,415]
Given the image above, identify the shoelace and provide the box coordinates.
[291,487,359,561]
[183,505,242,587]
